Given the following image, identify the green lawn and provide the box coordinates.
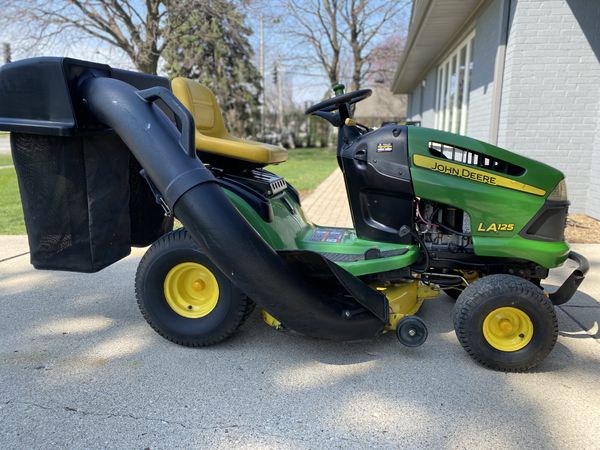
[0,166,25,234]
[268,147,337,196]
[0,153,13,166]
[0,147,337,235]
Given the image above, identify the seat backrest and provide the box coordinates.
[171,77,288,166]
[171,77,228,139]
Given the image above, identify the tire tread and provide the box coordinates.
[453,274,558,372]
[135,228,254,347]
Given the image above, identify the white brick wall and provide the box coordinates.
[466,0,503,141]
[588,113,600,219]
[498,0,600,216]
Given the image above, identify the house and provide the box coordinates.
[391,0,600,219]
[354,85,407,128]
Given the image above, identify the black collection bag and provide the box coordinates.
[11,132,171,272]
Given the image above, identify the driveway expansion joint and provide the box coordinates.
[0,252,29,263]
[561,304,600,308]
[558,305,600,344]
[6,400,190,429]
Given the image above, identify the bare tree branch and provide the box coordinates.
[2,0,172,73]
[286,0,343,87]
[280,0,409,93]
[339,0,409,90]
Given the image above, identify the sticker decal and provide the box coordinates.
[412,154,545,196]
[309,229,345,243]
[376,143,393,153]
[477,223,515,232]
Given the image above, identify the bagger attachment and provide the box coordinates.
[0,57,386,341]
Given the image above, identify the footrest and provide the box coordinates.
[321,248,409,263]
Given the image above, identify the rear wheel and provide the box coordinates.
[135,228,254,346]
[453,274,557,372]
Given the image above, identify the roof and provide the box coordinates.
[354,85,406,120]
[391,0,485,94]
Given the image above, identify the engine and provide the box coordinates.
[416,199,473,254]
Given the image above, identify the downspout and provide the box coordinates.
[489,0,512,145]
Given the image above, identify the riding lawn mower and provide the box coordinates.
[0,57,589,372]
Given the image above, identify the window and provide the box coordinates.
[435,32,474,134]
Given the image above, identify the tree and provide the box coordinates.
[164,0,262,136]
[365,33,406,86]
[283,0,409,91]
[4,0,170,74]
[353,34,408,126]
[340,0,406,91]
[286,0,343,87]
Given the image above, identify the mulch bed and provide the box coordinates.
[565,214,600,243]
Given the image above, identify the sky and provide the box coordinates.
[1,0,411,107]
[243,1,411,106]
[244,3,338,105]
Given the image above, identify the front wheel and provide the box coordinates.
[453,274,558,372]
[135,228,254,347]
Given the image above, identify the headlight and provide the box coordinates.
[548,179,568,201]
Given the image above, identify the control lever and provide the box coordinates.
[344,118,370,133]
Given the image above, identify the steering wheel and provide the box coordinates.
[305,89,372,115]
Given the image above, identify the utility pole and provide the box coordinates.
[259,14,265,137]
[3,43,11,65]
[276,59,284,131]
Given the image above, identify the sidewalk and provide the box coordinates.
[0,135,9,154]
[303,168,352,227]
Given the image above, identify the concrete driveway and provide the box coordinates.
[0,135,9,155]
[1,236,599,448]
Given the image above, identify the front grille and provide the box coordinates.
[429,141,525,176]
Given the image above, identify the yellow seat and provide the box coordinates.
[171,78,288,165]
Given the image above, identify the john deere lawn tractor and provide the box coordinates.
[0,57,589,371]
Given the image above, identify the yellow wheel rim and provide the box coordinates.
[163,262,219,318]
[483,307,533,352]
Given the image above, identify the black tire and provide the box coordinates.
[453,274,558,372]
[396,316,428,347]
[135,228,254,347]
